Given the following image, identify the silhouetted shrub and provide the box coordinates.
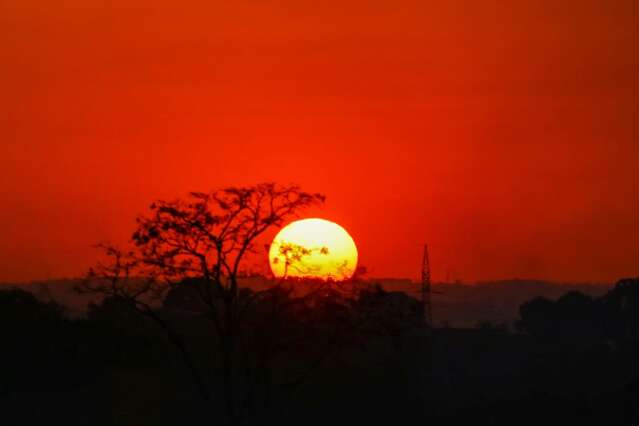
[0,288,64,324]
[516,296,557,340]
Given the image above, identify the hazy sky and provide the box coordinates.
[1,0,638,283]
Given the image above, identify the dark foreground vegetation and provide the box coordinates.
[2,184,638,425]
[1,277,639,426]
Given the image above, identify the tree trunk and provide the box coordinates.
[221,333,238,426]
[139,307,211,401]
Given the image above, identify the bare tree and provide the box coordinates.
[79,183,328,426]
[79,183,425,425]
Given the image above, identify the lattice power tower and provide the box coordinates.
[421,244,432,327]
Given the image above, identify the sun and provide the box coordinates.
[269,218,358,281]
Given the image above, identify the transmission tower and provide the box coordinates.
[421,244,432,327]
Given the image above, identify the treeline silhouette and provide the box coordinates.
[1,280,426,425]
[2,278,639,425]
[0,277,608,325]
[2,183,638,425]
[517,278,639,343]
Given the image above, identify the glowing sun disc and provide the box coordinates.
[269,218,358,281]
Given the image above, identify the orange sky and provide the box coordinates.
[1,0,638,283]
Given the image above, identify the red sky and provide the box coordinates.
[1,0,638,283]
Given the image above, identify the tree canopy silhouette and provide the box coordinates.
[79,183,331,425]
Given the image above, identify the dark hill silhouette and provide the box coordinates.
[1,278,610,327]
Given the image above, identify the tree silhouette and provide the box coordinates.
[0,287,64,323]
[517,279,639,344]
[271,241,329,278]
[78,183,328,425]
[0,288,68,395]
[515,296,558,340]
[600,277,639,340]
